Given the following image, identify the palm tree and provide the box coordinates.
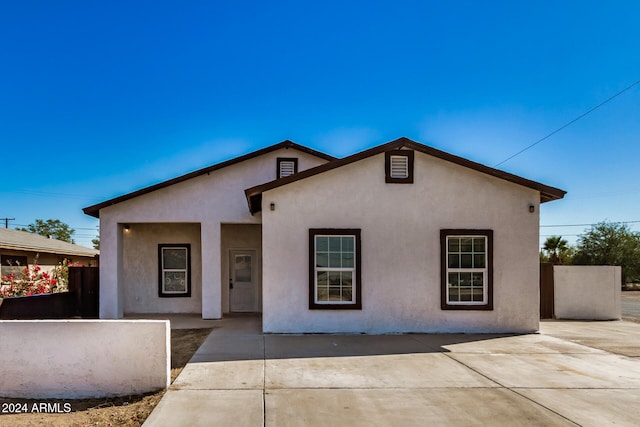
[543,236,569,264]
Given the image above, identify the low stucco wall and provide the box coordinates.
[0,320,170,398]
[554,266,621,320]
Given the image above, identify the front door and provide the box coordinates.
[229,250,258,312]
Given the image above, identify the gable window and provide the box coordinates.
[441,230,493,310]
[158,244,191,297]
[385,150,414,183]
[309,229,361,309]
[277,157,298,178]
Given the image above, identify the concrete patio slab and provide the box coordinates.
[143,318,640,426]
[265,388,575,426]
[190,335,265,362]
[450,352,640,388]
[517,388,640,427]
[266,353,497,389]
[540,320,640,357]
[424,333,608,354]
[172,359,265,390]
[124,313,222,330]
[265,333,435,358]
[143,389,263,427]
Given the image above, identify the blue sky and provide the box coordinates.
[1,1,639,248]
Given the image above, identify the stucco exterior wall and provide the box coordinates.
[262,151,541,333]
[554,265,621,320]
[0,320,170,398]
[98,148,327,318]
[122,223,202,314]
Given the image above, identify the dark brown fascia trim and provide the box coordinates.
[309,228,362,310]
[246,137,566,214]
[440,229,494,311]
[83,140,336,218]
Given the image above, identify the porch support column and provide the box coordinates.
[99,220,124,318]
[201,222,222,319]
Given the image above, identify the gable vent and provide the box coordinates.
[389,155,409,179]
[279,160,296,178]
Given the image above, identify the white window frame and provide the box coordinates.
[445,235,488,306]
[314,235,356,305]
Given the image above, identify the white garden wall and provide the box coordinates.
[554,266,621,320]
[0,320,170,398]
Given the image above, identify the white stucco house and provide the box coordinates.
[84,137,565,333]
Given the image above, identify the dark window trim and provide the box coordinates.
[440,229,493,311]
[1,254,28,265]
[1,254,29,276]
[385,150,414,183]
[158,244,192,298]
[277,157,298,178]
[309,228,362,310]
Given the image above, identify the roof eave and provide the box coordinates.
[83,140,336,218]
[0,244,99,257]
[244,137,567,213]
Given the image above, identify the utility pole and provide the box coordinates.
[1,218,15,228]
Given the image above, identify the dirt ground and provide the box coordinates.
[0,328,212,427]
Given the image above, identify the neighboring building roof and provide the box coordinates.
[245,137,567,214]
[83,140,336,218]
[0,228,99,258]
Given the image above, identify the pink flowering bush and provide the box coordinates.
[0,258,80,298]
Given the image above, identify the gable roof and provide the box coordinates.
[83,140,336,218]
[0,228,99,258]
[245,137,566,214]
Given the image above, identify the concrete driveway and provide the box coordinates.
[144,317,640,426]
[622,290,640,319]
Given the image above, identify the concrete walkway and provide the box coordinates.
[144,318,640,426]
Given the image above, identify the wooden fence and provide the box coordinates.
[0,267,99,319]
[539,262,555,319]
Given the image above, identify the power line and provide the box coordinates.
[495,78,640,167]
[541,220,640,228]
[13,223,98,230]
[1,218,15,228]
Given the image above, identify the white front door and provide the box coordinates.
[229,250,258,312]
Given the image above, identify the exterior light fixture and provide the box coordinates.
[270,202,275,211]
[529,205,535,213]
[124,224,131,231]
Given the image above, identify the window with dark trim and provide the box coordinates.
[385,150,414,183]
[309,229,362,310]
[1,254,28,276]
[158,244,191,297]
[441,230,493,310]
[277,157,298,178]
